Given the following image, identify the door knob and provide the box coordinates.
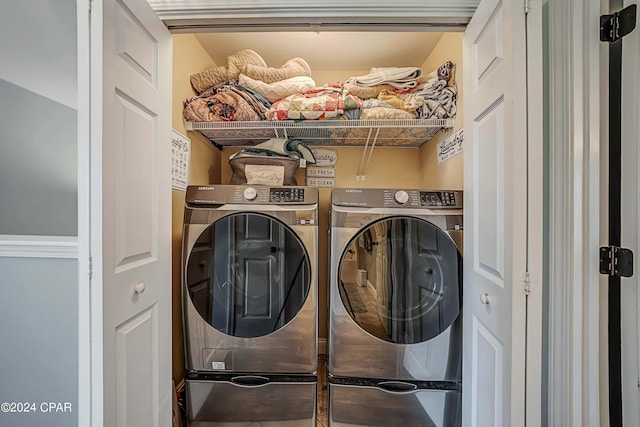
[133,282,146,295]
[480,293,490,305]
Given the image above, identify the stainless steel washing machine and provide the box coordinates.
[328,188,463,427]
[182,184,318,426]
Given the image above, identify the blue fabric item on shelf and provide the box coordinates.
[229,138,317,164]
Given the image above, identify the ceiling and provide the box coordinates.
[194,32,445,73]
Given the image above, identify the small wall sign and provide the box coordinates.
[437,128,464,164]
[306,177,336,188]
[306,167,336,178]
[171,129,191,191]
[311,148,338,166]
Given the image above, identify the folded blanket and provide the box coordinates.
[348,67,423,90]
[190,66,229,94]
[226,49,268,80]
[183,82,269,122]
[415,85,457,119]
[239,74,316,103]
[269,87,362,121]
[343,82,395,99]
[360,107,416,120]
[229,138,316,164]
[413,74,457,119]
[190,49,267,94]
[242,57,312,84]
[377,89,422,113]
[360,99,416,120]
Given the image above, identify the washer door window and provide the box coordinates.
[338,216,461,345]
[186,212,311,338]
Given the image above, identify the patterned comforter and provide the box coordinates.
[183,61,458,123]
[269,87,362,121]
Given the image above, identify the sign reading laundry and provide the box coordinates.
[311,148,338,166]
[245,165,285,186]
[437,128,464,164]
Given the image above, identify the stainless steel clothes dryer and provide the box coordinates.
[182,185,318,426]
[328,188,463,427]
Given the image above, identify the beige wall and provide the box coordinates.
[418,33,464,190]
[171,34,222,383]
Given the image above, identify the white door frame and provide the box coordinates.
[77,0,92,426]
[547,0,604,425]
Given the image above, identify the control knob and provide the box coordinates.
[394,190,410,204]
[243,187,258,201]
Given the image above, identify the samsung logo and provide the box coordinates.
[197,186,215,190]
[344,189,363,193]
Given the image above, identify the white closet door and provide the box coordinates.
[462,0,530,425]
[91,0,172,425]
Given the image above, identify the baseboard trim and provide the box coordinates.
[0,235,78,259]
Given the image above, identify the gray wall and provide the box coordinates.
[0,258,78,427]
[0,0,77,236]
[0,79,77,236]
[0,2,79,426]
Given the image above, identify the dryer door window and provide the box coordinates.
[186,212,311,338]
[338,216,462,345]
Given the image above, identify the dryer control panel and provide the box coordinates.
[269,187,305,203]
[332,188,462,209]
[420,191,459,207]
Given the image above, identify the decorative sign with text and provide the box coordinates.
[306,167,336,178]
[306,177,335,188]
[437,128,464,164]
[245,165,285,186]
[311,148,338,166]
[171,129,191,191]
[307,148,337,187]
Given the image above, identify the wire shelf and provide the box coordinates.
[184,118,454,147]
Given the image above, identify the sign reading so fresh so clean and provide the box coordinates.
[437,128,463,164]
[307,148,338,187]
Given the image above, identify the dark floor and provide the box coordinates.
[318,354,328,427]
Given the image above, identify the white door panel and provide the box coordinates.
[93,0,172,425]
[463,0,528,426]
[471,318,503,426]
[115,307,157,427]
[114,95,157,269]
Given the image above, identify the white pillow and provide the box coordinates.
[239,74,316,103]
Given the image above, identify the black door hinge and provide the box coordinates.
[600,246,634,277]
[601,4,637,42]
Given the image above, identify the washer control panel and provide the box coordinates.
[269,187,305,203]
[420,191,458,207]
[186,185,316,205]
